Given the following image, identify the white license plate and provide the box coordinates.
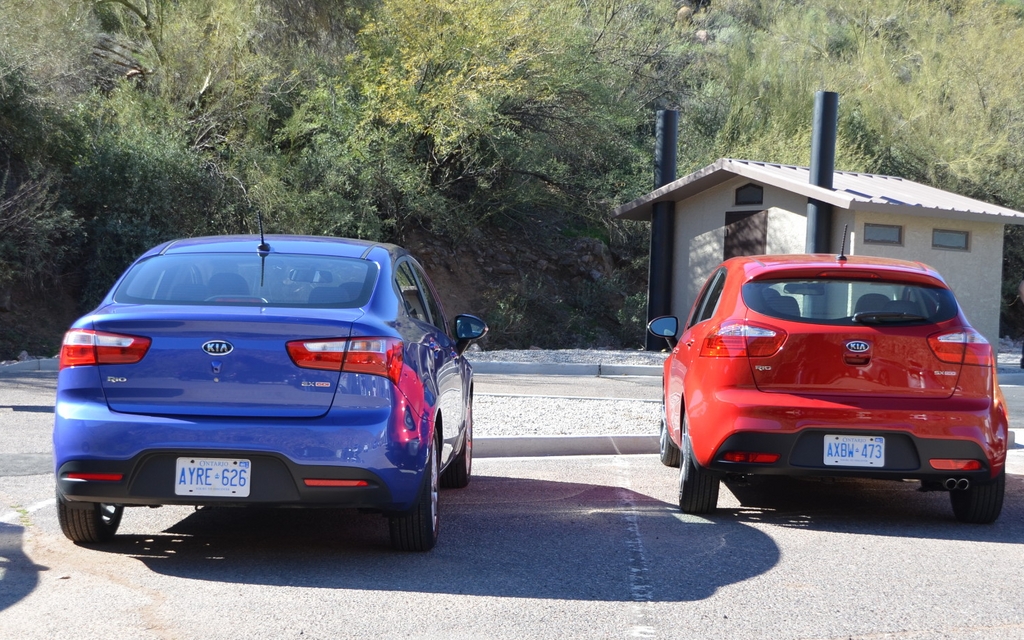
[823,435,885,467]
[174,457,251,497]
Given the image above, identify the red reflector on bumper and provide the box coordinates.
[929,459,983,471]
[303,479,370,487]
[722,451,780,464]
[65,472,124,482]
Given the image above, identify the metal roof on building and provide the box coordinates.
[614,158,1024,223]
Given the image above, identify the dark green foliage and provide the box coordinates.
[0,173,83,290]
[67,93,233,306]
[4,0,1024,354]
[480,274,630,350]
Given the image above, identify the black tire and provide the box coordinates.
[441,400,472,489]
[56,490,123,543]
[389,435,440,551]
[659,413,680,468]
[678,431,720,514]
[950,469,1005,524]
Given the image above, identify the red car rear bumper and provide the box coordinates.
[688,385,1008,481]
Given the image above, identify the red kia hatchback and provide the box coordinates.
[648,254,1008,523]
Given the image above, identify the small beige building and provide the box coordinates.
[615,158,1024,345]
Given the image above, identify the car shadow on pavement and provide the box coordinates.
[719,473,1024,543]
[0,523,48,613]
[92,475,780,602]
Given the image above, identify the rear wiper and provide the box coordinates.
[853,311,928,324]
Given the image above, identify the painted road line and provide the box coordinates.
[0,498,56,525]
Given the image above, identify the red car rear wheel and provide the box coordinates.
[678,419,719,514]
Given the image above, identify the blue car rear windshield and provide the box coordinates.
[114,253,379,308]
[742,279,959,325]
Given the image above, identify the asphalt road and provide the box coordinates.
[3,371,1024,639]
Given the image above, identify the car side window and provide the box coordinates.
[410,264,448,333]
[395,262,429,321]
[688,269,727,328]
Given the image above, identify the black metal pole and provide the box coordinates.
[805,91,838,253]
[646,110,678,350]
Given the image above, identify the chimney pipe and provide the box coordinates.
[805,91,839,253]
[646,110,678,350]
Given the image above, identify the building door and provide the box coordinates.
[724,211,768,260]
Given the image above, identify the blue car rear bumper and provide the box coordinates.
[54,370,427,512]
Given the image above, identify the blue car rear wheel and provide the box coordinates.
[388,434,440,552]
[57,491,123,544]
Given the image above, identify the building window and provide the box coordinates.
[932,229,970,251]
[863,223,903,245]
[735,183,763,206]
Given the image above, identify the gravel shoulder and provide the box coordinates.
[474,395,660,438]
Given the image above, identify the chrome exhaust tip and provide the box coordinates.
[956,478,970,491]
[944,478,958,490]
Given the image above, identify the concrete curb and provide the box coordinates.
[475,434,659,458]
[0,358,58,373]
[999,372,1024,386]
[469,361,663,376]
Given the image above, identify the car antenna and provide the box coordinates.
[256,209,270,287]
[836,224,848,262]
[256,209,270,254]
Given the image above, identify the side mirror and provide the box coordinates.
[647,316,678,349]
[454,314,488,355]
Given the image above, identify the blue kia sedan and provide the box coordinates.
[53,235,487,551]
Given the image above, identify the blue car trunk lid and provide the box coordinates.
[92,306,362,418]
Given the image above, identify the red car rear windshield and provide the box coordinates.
[742,279,959,325]
[114,253,379,308]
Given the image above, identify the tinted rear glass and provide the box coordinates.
[114,253,378,308]
[742,279,958,325]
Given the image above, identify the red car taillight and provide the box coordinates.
[927,328,992,366]
[722,451,780,464]
[286,337,404,384]
[700,321,787,358]
[929,459,983,471]
[59,329,151,370]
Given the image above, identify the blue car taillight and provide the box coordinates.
[59,329,152,370]
[286,337,404,384]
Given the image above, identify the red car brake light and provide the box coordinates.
[60,329,152,370]
[929,459,983,471]
[722,451,780,464]
[287,337,404,384]
[927,329,992,366]
[700,321,787,358]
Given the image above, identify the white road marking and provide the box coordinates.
[0,498,55,525]
[614,456,657,638]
